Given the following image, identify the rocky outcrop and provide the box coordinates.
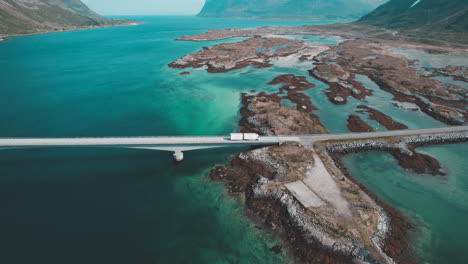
[357,105,408,130]
[169,36,304,73]
[210,142,399,264]
[434,66,468,82]
[240,93,328,136]
[311,38,467,125]
[238,74,329,136]
[266,74,321,113]
[347,115,375,132]
[309,64,373,105]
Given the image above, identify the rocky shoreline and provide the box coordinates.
[325,151,416,264]
[210,142,397,264]
[211,130,467,264]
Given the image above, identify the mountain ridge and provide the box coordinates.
[357,0,468,32]
[0,0,132,36]
[197,0,388,21]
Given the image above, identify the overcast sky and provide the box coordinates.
[82,0,206,15]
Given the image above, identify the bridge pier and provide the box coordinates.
[173,151,184,162]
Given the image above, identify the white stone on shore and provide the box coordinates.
[333,96,345,103]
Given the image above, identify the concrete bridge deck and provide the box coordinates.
[0,126,466,161]
[0,136,300,149]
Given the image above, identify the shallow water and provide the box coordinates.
[342,144,468,264]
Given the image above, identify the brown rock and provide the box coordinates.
[347,115,374,132]
[357,105,408,130]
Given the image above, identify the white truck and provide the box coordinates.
[243,133,260,141]
[230,133,260,141]
[230,133,244,141]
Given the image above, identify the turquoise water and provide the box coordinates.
[0,146,294,264]
[0,16,337,264]
[0,15,466,264]
[342,144,468,264]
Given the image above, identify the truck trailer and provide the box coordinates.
[230,133,260,141]
[243,133,260,141]
[230,133,244,141]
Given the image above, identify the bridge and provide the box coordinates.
[0,126,467,161]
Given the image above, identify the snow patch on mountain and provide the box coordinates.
[410,0,422,8]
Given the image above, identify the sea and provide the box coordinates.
[0,16,466,264]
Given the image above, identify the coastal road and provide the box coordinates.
[0,126,466,151]
[298,125,468,144]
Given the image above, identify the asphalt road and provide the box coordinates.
[0,126,466,150]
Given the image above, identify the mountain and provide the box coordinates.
[198,0,388,21]
[358,0,468,32]
[0,0,129,36]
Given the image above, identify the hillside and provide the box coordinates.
[197,0,388,21]
[0,0,130,36]
[358,0,468,32]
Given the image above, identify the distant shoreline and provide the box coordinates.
[0,20,142,41]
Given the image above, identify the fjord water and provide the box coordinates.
[342,144,468,264]
[0,15,466,264]
[0,16,330,264]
